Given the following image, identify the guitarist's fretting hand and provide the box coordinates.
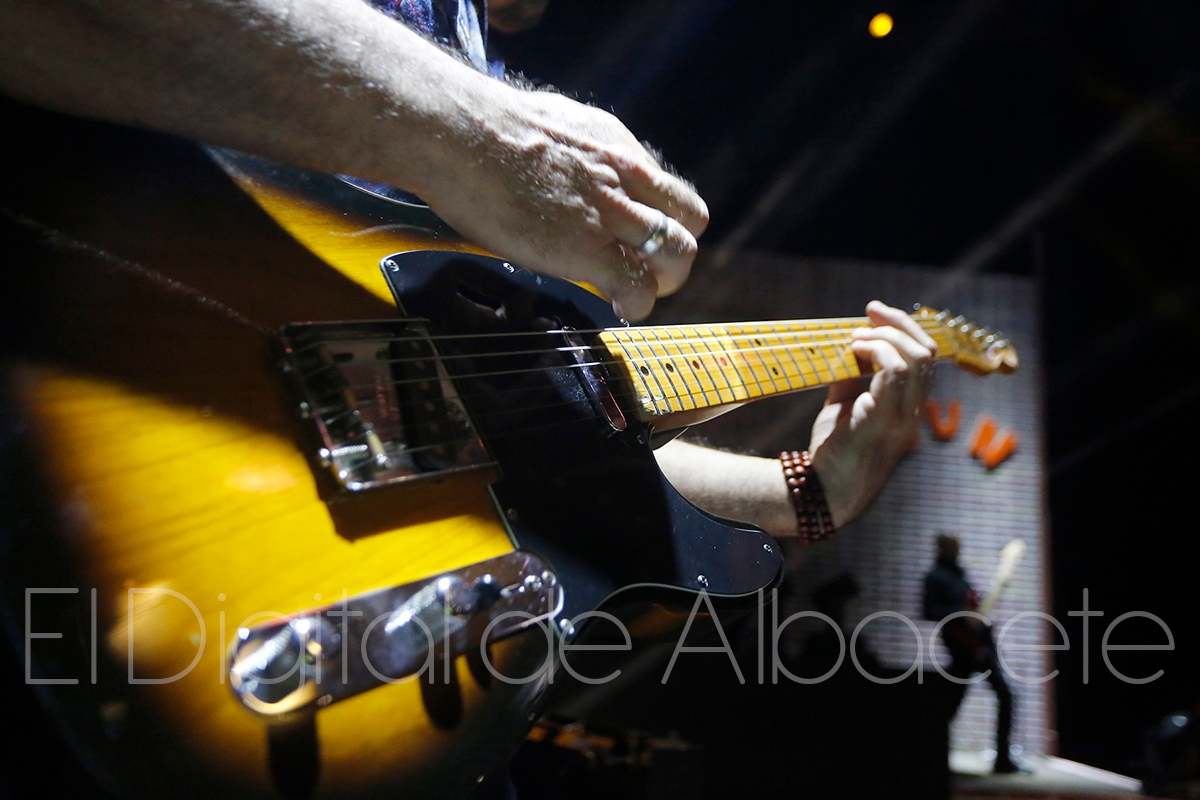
[0,0,705,321]
[808,300,937,527]
[656,301,936,536]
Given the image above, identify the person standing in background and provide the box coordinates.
[924,533,1020,774]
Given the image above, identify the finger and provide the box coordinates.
[597,187,697,296]
[613,154,710,237]
[865,300,938,354]
[826,375,868,407]
[851,338,908,414]
[850,387,878,428]
[853,327,933,414]
[852,337,907,377]
[852,324,932,367]
[593,242,658,321]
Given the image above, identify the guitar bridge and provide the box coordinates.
[279,320,493,493]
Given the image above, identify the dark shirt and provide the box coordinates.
[922,558,973,622]
[368,0,489,72]
[345,0,492,203]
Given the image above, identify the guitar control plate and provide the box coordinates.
[228,551,561,715]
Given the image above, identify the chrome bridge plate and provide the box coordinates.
[279,319,492,492]
[229,552,561,715]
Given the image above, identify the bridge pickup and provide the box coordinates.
[279,320,492,493]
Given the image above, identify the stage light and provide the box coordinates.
[869,13,893,38]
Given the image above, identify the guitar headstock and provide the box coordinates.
[913,306,1020,375]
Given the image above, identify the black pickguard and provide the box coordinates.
[381,251,782,622]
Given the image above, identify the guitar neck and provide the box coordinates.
[597,312,957,423]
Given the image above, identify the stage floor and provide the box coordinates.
[952,750,1144,798]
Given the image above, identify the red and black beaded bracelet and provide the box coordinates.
[779,450,835,543]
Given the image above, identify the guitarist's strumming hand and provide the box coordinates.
[656,301,935,537]
[416,85,709,322]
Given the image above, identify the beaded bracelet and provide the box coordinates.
[779,450,836,543]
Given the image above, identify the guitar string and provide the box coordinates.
[307,330,962,428]
[311,336,867,401]
[290,316,950,368]
[320,341,944,465]
[284,313,938,355]
[307,338,862,391]
[312,336,959,446]
[307,324,923,374]
[303,322,936,387]
[303,316,970,447]
[292,320,959,399]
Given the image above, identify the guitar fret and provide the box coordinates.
[826,321,857,380]
[595,309,985,423]
[695,326,743,403]
[814,324,840,380]
[809,322,842,381]
[645,327,699,411]
[724,325,768,399]
[820,322,849,380]
[786,327,823,387]
[633,328,686,412]
[693,330,731,404]
[741,326,786,394]
[613,331,667,415]
[768,324,810,390]
[666,327,724,407]
[800,324,835,383]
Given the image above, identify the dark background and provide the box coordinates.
[493,0,1200,778]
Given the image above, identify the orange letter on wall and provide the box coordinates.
[925,399,962,441]
[969,415,1017,469]
[970,416,998,458]
[982,431,1018,469]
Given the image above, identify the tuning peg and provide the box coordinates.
[934,310,950,322]
[948,315,966,328]
[972,328,989,339]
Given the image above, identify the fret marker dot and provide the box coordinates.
[665,363,675,373]
[772,367,780,375]
[692,360,701,369]
[720,357,728,366]
[639,365,650,375]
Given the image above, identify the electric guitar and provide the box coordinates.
[0,101,1017,799]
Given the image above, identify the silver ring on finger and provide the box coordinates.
[633,210,670,259]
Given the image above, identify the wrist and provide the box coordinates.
[779,450,836,543]
[366,43,512,200]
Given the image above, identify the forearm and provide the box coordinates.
[654,440,796,539]
[0,0,501,198]
[2,0,708,318]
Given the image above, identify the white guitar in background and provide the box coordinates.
[977,539,1028,619]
